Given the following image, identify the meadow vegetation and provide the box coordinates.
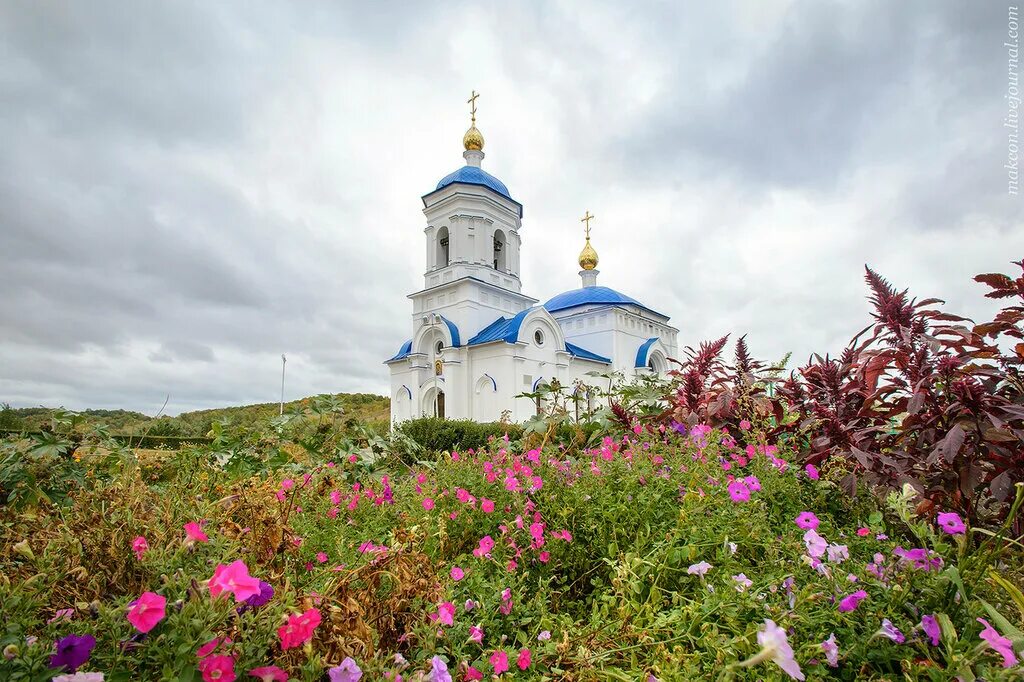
[1,261,1023,681]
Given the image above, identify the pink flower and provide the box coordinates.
[436,601,455,627]
[803,529,827,559]
[744,475,761,492]
[936,512,965,535]
[977,618,1019,668]
[538,551,550,563]
[199,654,236,682]
[804,463,819,480]
[196,637,230,658]
[794,512,819,530]
[184,521,209,544]
[278,608,321,649]
[727,480,750,502]
[280,479,294,490]
[468,624,484,644]
[126,591,166,633]
[489,650,509,676]
[837,590,868,613]
[856,527,870,536]
[820,633,839,667]
[209,560,262,602]
[473,536,495,558]
[248,666,288,682]
[480,499,495,513]
[921,614,940,646]
[756,619,805,680]
[132,536,148,560]
[732,573,752,591]
[739,419,752,431]
[538,630,551,641]
[464,667,483,681]
[422,497,435,511]
[516,649,531,670]
[316,552,329,564]
[450,566,465,581]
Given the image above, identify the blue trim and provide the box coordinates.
[544,285,666,318]
[386,339,413,363]
[480,373,497,391]
[400,385,412,399]
[532,376,544,391]
[467,308,533,346]
[635,337,659,368]
[565,341,612,364]
[440,315,461,347]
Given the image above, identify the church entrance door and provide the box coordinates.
[436,390,445,419]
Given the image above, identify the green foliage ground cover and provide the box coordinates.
[1,407,1022,681]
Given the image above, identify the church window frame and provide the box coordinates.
[437,226,450,268]
[534,329,545,346]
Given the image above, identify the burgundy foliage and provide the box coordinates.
[663,260,1024,528]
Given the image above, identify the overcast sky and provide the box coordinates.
[1,1,1021,415]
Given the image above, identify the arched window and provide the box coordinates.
[437,226,450,268]
[492,229,506,271]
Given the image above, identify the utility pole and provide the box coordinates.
[280,354,287,415]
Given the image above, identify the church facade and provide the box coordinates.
[386,96,678,423]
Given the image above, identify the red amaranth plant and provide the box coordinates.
[664,260,1024,530]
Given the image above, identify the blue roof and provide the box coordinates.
[566,342,611,364]
[434,166,513,201]
[440,315,461,347]
[386,339,412,363]
[467,308,531,345]
[635,337,659,368]
[544,286,647,313]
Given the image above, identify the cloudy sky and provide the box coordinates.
[1,1,1021,415]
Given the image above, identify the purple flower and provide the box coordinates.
[49,634,96,672]
[687,561,713,577]
[879,618,905,643]
[670,421,687,435]
[430,655,452,682]
[921,614,940,646]
[936,512,965,535]
[244,581,274,608]
[820,633,839,667]
[329,657,363,682]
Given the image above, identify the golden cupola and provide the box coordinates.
[578,239,598,270]
[578,210,599,270]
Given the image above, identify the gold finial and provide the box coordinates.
[463,90,484,151]
[578,210,599,270]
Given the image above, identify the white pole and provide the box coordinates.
[280,354,287,415]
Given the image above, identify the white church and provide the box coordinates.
[386,94,678,423]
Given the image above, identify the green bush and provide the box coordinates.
[399,417,524,455]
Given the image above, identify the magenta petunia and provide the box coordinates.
[727,480,750,502]
[794,512,819,530]
[977,618,1018,668]
[127,591,166,633]
[837,590,868,613]
[936,512,965,535]
[921,614,940,646]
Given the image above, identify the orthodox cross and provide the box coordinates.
[467,90,479,125]
[581,210,595,240]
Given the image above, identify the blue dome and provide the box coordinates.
[435,166,513,200]
[543,286,644,313]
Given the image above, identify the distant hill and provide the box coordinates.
[0,393,390,437]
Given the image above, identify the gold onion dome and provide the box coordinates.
[463,125,484,151]
[579,239,599,270]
